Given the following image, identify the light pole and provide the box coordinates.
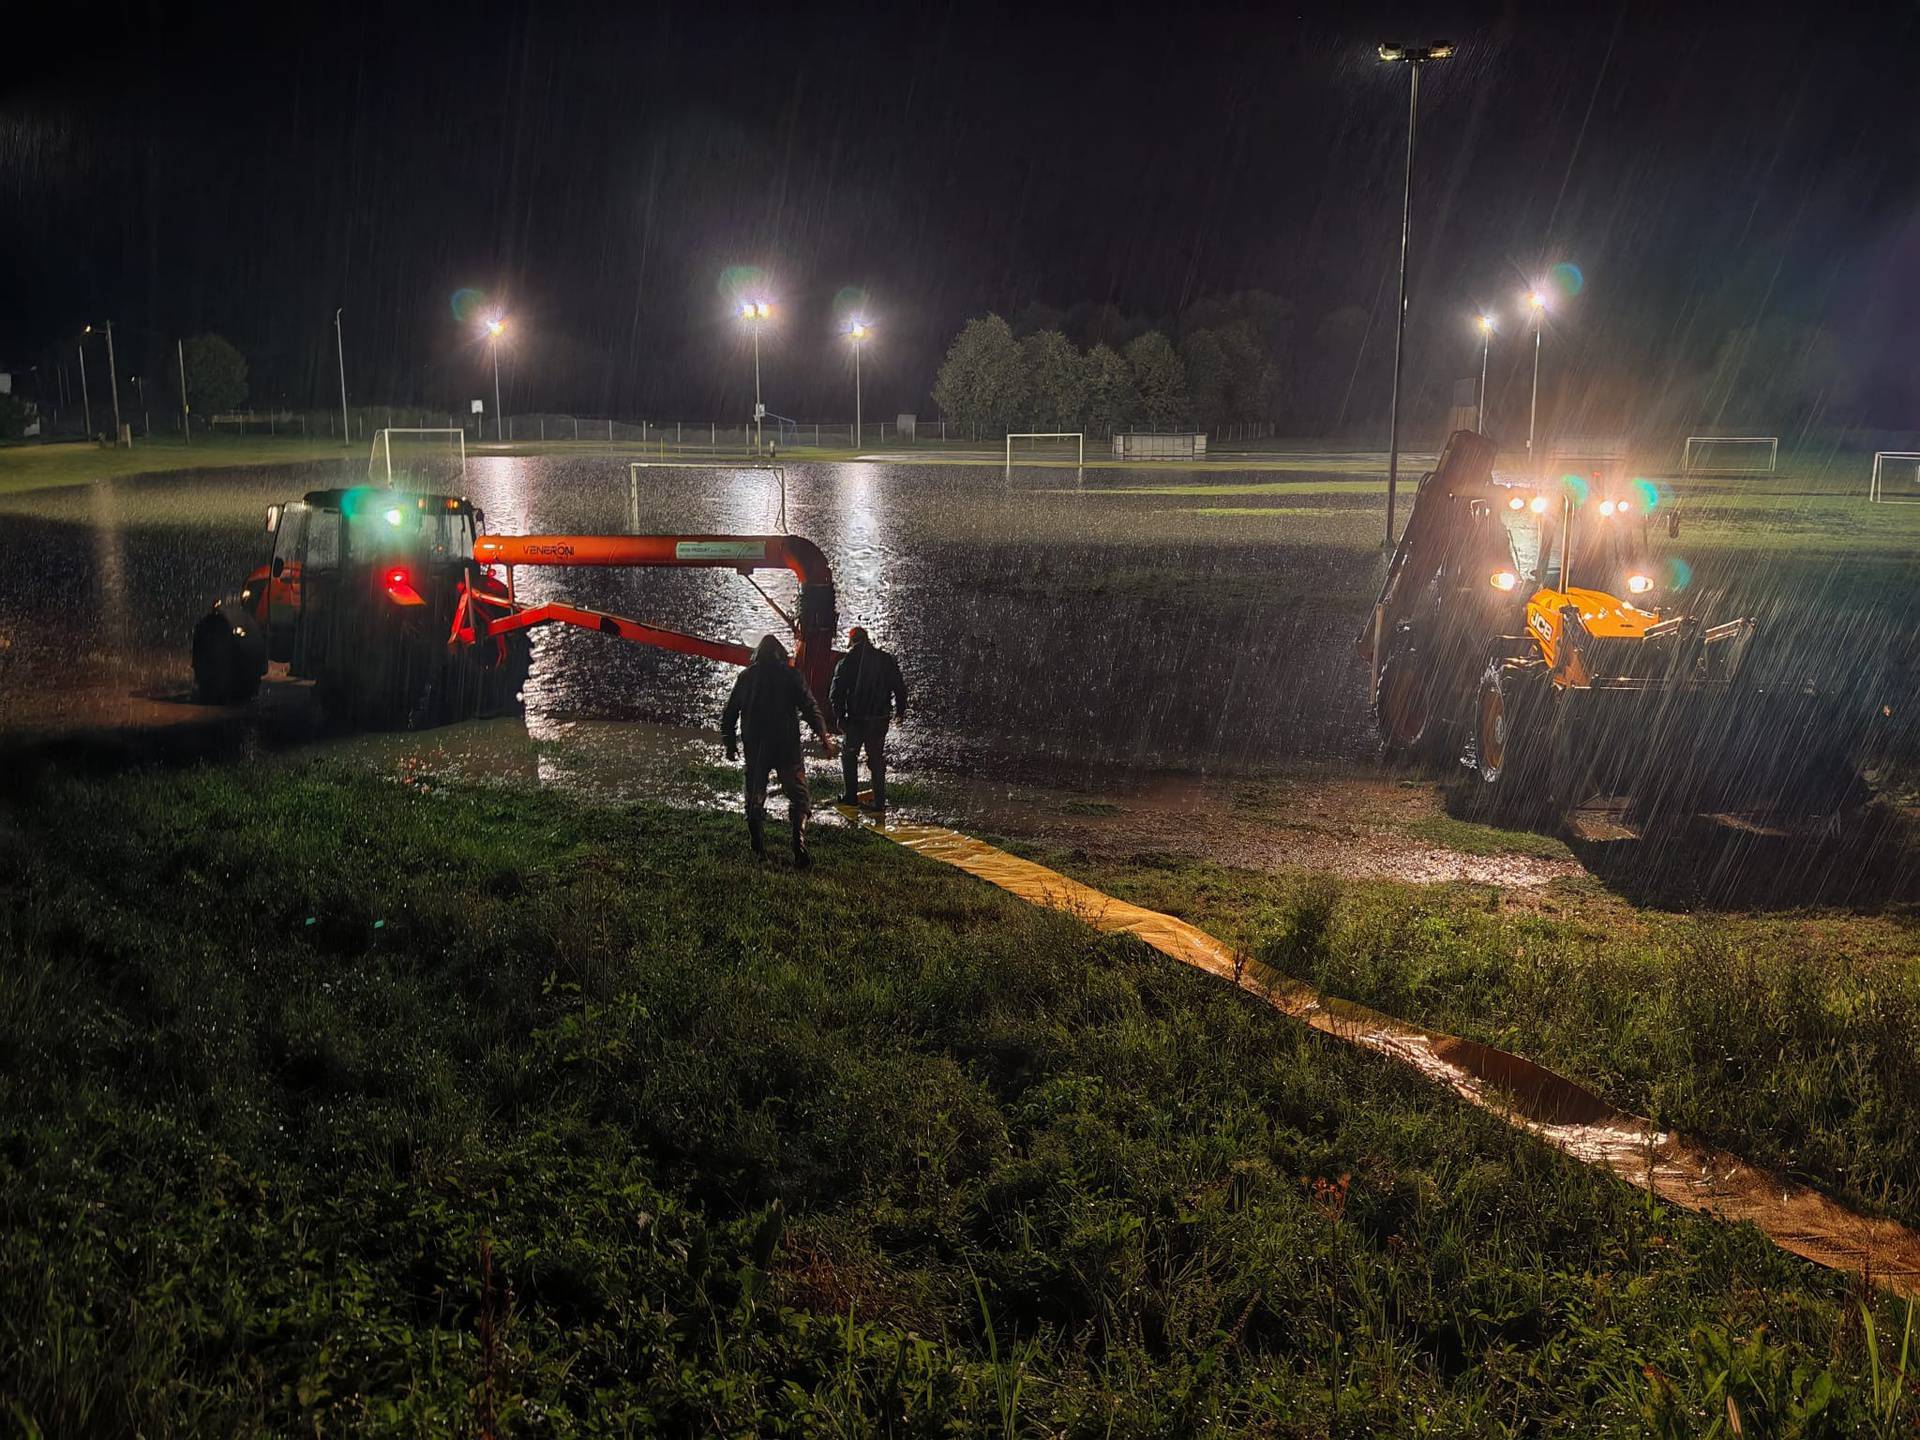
[85,323,122,445]
[76,336,91,436]
[485,317,505,441]
[1476,315,1493,432]
[740,300,771,453]
[1526,290,1547,471]
[848,319,870,448]
[335,308,351,448]
[177,337,191,444]
[1377,41,1453,551]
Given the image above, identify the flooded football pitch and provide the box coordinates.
[0,453,1914,818]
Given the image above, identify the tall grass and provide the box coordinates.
[1079,854,1920,1228]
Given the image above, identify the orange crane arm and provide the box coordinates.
[466,533,841,720]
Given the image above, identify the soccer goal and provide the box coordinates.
[1006,432,1084,468]
[1681,435,1777,475]
[369,427,469,488]
[1870,452,1920,503]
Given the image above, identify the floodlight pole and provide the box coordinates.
[853,333,863,449]
[102,322,122,445]
[490,333,503,442]
[1528,319,1542,471]
[752,325,763,455]
[178,337,191,444]
[335,308,351,448]
[1477,321,1491,431]
[76,340,92,436]
[1378,42,1452,553]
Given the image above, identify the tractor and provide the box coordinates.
[1364,430,1867,828]
[191,484,841,728]
[192,487,530,726]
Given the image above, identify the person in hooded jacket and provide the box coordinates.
[829,625,908,809]
[722,633,835,865]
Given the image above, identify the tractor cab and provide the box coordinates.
[1485,478,1660,604]
[260,488,485,677]
[193,485,524,724]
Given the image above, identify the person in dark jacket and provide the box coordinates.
[829,626,908,809]
[723,634,835,865]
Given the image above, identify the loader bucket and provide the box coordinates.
[1552,679,1870,825]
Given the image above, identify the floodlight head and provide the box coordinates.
[756,301,772,319]
[1379,42,1454,63]
[1477,314,1494,334]
[1527,291,1548,316]
[740,301,756,319]
[486,317,505,337]
[849,320,870,340]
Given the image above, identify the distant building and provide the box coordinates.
[0,368,44,436]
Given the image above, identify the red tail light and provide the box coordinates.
[383,566,426,607]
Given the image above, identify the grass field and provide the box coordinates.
[1,761,1916,1434]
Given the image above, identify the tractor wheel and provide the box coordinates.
[191,605,265,704]
[1376,627,1446,762]
[1471,660,1550,824]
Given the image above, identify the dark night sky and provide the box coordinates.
[4,0,1918,429]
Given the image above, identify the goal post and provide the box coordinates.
[1005,432,1085,467]
[1870,452,1920,503]
[368,427,469,487]
[1681,435,1777,475]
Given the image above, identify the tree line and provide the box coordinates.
[929,289,1875,445]
[932,294,1294,439]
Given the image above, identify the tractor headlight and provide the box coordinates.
[1507,495,1526,511]
[1490,570,1519,592]
[1599,499,1616,516]
[1528,495,1549,514]
[1627,573,1653,594]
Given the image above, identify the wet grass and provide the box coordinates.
[1069,850,1920,1229]
[0,435,358,494]
[1057,797,1125,816]
[2,761,1917,1434]
[1396,813,1574,860]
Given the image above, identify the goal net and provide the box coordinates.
[1682,436,1777,475]
[369,428,469,490]
[1005,432,1085,468]
[1870,452,1920,503]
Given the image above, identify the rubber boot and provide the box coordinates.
[790,814,811,869]
[748,814,767,859]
